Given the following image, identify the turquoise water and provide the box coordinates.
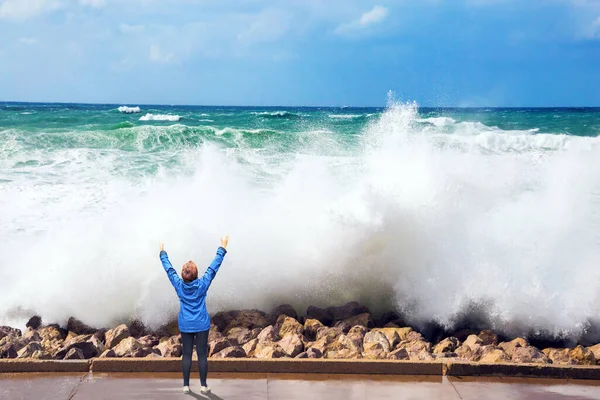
[1,101,600,336]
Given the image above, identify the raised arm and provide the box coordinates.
[159,243,182,290]
[199,235,228,292]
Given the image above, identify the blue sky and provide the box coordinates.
[0,0,599,107]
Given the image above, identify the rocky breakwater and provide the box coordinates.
[2,302,600,367]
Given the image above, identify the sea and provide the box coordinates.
[1,100,600,338]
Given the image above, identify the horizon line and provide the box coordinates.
[2,100,600,109]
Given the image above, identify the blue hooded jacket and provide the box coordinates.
[160,247,227,333]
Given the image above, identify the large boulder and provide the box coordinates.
[208,338,232,357]
[512,346,549,364]
[66,318,97,335]
[31,350,52,360]
[37,326,65,343]
[275,316,303,338]
[479,349,510,363]
[64,348,85,360]
[327,302,370,322]
[463,335,483,350]
[0,343,18,359]
[53,334,104,359]
[326,348,362,359]
[0,326,21,341]
[17,342,43,358]
[433,337,460,354]
[242,339,258,357]
[278,334,304,358]
[26,316,42,330]
[498,338,528,358]
[227,327,255,346]
[363,331,391,353]
[156,336,182,357]
[113,337,153,358]
[333,313,373,333]
[105,324,130,349]
[588,343,600,364]
[99,349,116,358]
[303,319,324,341]
[224,310,269,333]
[478,330,499,346]
[306,306,333,326]
[257,326,278,343]
[338,334,363,354]
[212,346,246,358]
[138,335,160,348]
[543,346,596,366]
[372,328,401,349]
[211,311,239,332]
[269,304,298,324]
[253,342,286,359]
[376,311,404,328]
[389,348,410,360]
[398,338,433,361]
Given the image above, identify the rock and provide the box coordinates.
[544,346,596,366]
[498,338,528,358]
[338,334,363,354]
[588,343,600,364]
[208,338,232,357]
[113,337,152,358]
[31,350,52,359]
[316,327,343,341]
[254,342,286,359]
[66,317,97,335]
[433,337,460,354]
[464,335,484,350]
[145,353,163,358]
[389,348,410,360]
[276,315,303,338]
[372,328,401,349]
[99,349,116,358]
[26,316,42,330]
[0,334,30,352]
[37,326,65,342]
[212,346,246,358]
[211,310,239,332]
[0,327,21,341]
[363,331,391,353]
[512,346,549,364]
[208,325,224,343]
[346,326,367,349]
[156,336,182,357]
[224,310,269,333]
[479,349,510,363]
[333,313,374,333]
[54,335,102,359]
[226,327,255,346]
[295,352,308,358]
[453,329,478,343]
[303,319,324,340]
[269,304,298,324]
[17,342,42,358]
[23,330,42,342]
[278,334,304,358]
[456,344,478,361]
[327,302,370,322]
[327,349,362,359]
[257,326,278,343]
[128,320,147,338]
[479,330,499,346]
[398,339,433,361]
[362,348,388,360]
[64,348,85,360]
[569,345,596,365]
[242,338,258,357]
[376,311,404,328]
[306,336,336,355]
[105,324,130,349]
[0,343,18,359]
[306,306,333,326]
[306,348,323,358]
[138,335,160,348]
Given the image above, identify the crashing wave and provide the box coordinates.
[118,106,141,114]
[139,113,181,122]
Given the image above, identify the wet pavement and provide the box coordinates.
[2,372,600,400]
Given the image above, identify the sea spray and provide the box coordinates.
[1,101,600,340]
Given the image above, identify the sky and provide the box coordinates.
[0,0,599,107]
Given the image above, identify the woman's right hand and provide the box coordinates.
[220,234,229,250]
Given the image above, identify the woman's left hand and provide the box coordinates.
[160,242,165,252]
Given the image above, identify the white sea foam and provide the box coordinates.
[417,117,457,126]
[1,101,600,340]
[139,113,181,122]
[118,106,141,114]
[328,114,362,119]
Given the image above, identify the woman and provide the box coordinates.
[159,235,228,394]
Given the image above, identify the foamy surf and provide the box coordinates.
[139,113,181,122]
[118,106,141,114]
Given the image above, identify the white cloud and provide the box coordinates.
[149,44,175,64]
[19,37,39,44]
[0,0,62,19]
[79,0,105,8]
[236,9,290,44]
[335,5,389,36]
[119,23,145,33]
[359,5,388,26]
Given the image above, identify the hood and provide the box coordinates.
[182,278,200,294]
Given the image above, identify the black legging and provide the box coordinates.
[181,330,209,387]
